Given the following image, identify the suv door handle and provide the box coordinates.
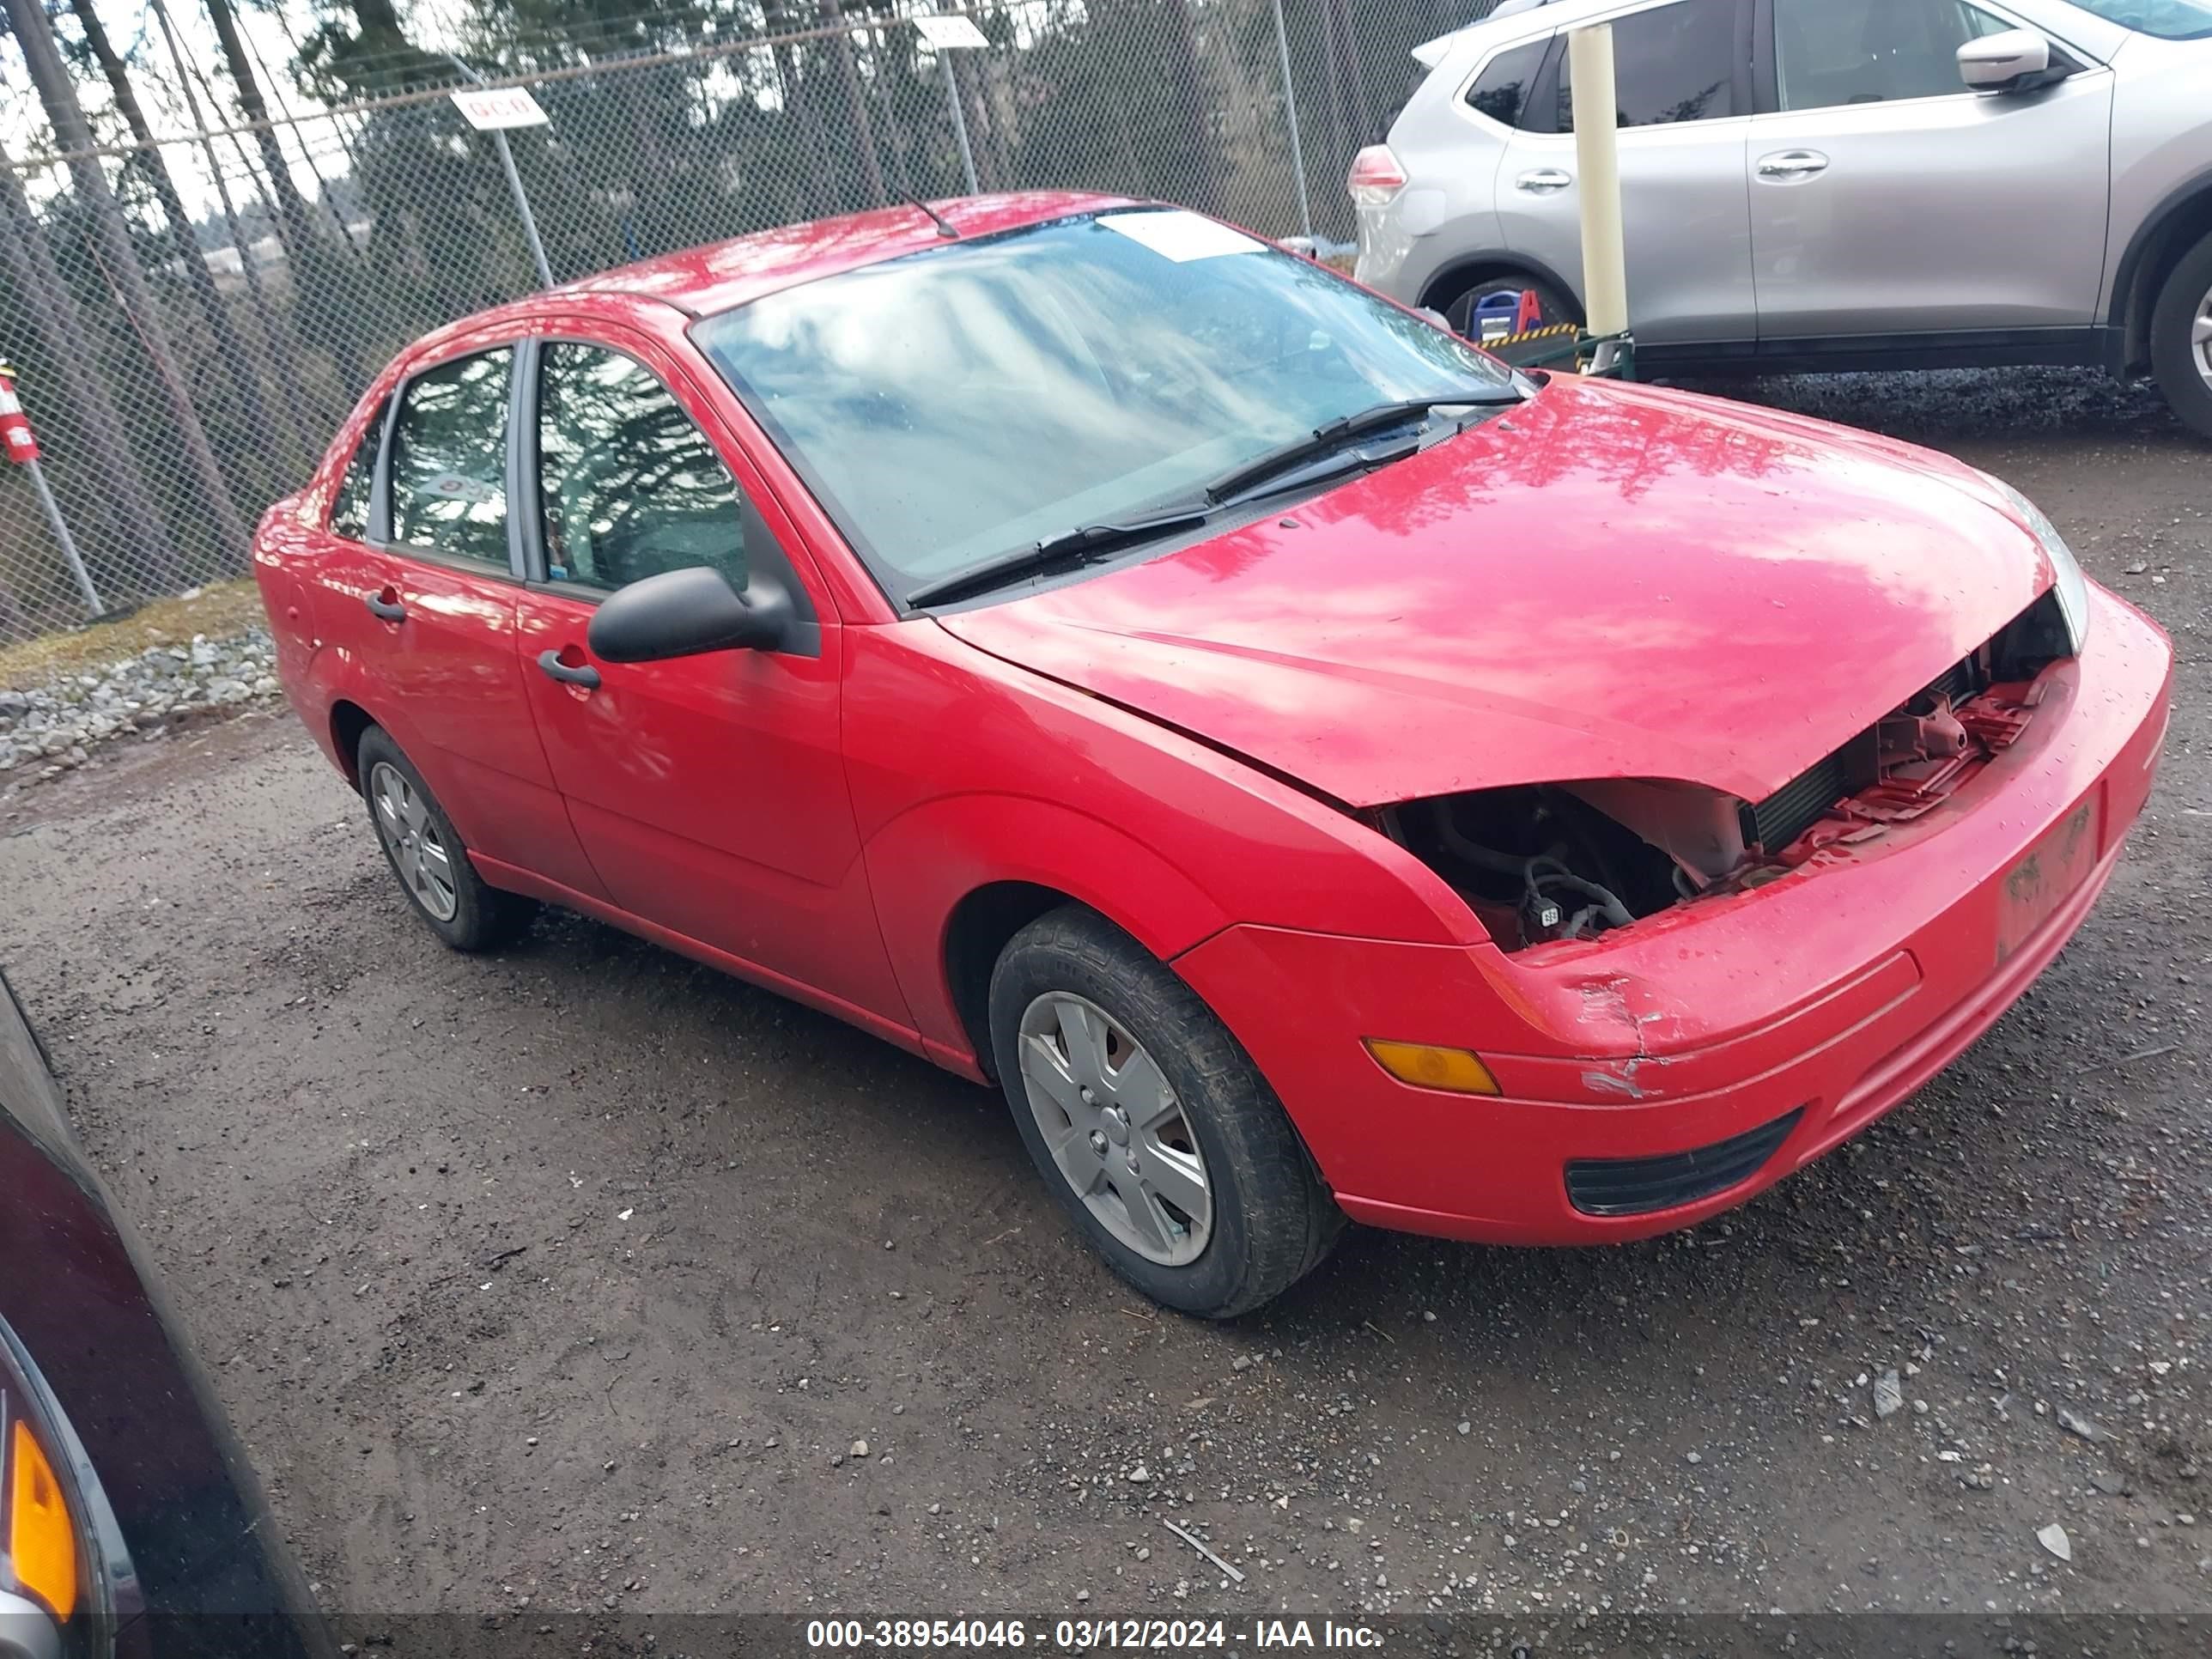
[362,587,405,622]
[536,648,601,690]
[1515,168,1573,194]
[1757,149,1830,179]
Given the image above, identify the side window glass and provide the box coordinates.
[389,349,513,568]
[1466,40,1550,129]
[536,343,746,594]
[329,398,386,542]
[1559,0,1739,128]
[1775,0,2008,111]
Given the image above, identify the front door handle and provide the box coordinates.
[1757,149,1830,179]
[362,587,405,622]
[536,648,601,690]
[1515,167,1573,194]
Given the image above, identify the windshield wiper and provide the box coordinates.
[1202,392,1515,506]
[906,506,1214,607]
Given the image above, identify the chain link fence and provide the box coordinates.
[0,0,1502,645]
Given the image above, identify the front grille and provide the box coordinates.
[1744,653,1980,854]
[1747,751,1851,854]
[1565,1107,1805,1218]
[1923,657,1977,707]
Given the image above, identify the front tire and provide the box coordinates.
[988,906,1340,1318]
[356,726,537,952]
[2149,230,2212,441]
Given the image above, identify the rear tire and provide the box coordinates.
[988,905,1341,1318]
[1439,271,1583,342]
[356,726,537,952]
[2149,230,2212,441]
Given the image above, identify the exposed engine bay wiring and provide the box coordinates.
[1377,610,2062,955]
[1431,806,1635,941]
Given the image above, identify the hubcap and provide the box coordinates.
[2194,284,2212,393]
[1015,992,1212,1267]
[368,761,459,923]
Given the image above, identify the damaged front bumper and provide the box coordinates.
[1173,585,2172,1245]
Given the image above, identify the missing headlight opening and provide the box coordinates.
[1384,599,2066,953]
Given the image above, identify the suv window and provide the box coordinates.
[1466,39,1551,128]
[1557,0,1739,128]
[1775,0,2008,110]
[329,398,386,542]
[390,349,513,568]
[536,343,745,594]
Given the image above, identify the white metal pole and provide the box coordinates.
[1268,0,1315,243]
[941,52,981,196]
[1568,24,1629,359]
[448,55,556,290]
[25,456,102,617]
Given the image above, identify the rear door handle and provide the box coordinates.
[1515,168,1573,194]
[536,649,601,690]
[1756,149,1830,179]
[363,587,405,622]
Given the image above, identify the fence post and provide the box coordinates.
[26,457,101,618]
[915,15,984,197]
[1269,0,1316,241]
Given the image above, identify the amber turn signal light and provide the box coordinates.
[9,1417,79,1622]
[1363,1039,1500,1097]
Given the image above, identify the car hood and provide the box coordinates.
[935,377,2054,809]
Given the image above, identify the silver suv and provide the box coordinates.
[1352,0,2212,435]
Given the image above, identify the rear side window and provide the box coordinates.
[390,349,514,569]
[1466,40,1552,128]
[328,398,385,542]
[535,343,746,594]
[1558,0,1740,128]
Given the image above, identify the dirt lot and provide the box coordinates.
[0,369,2205,1644]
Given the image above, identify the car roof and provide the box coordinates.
[560,189,1134,319]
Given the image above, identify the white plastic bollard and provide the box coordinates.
[1568,24,1629,361]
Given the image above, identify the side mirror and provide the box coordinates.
[1958,28,2054,92]
[587,565,793,663]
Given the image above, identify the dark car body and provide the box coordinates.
[0,969,331,1659]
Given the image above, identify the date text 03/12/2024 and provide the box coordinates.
[805,1618,1387,1650]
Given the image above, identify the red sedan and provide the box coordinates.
[254,192,2171,1316]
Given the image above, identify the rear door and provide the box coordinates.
[1747,0,2114,340]
[509,326,908,1028]
[319,340,605,898]
[1493,0,1758,343]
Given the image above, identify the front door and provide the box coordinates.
[1495,0,1757,344]
[1748,0,2113,340]
[510,332,909,1030]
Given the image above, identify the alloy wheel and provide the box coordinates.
[369,761,459,923]
[2195,283,2212,393]
[1015,992,1212,1267]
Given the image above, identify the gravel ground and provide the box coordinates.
[0,625,279,781]
[0,368,2204,1644]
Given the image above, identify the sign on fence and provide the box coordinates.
[911,15,988,49]
[449,86,551,131]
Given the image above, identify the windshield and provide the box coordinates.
[2066,0,2212,37]
[693,210,1515,604]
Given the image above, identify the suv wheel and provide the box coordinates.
[1441,273,1582,343]
[2150,230,2212,441]
[988,905,1341,1318]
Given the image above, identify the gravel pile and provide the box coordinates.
[0,629,280,781]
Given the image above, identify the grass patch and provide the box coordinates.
[0,579,267,691]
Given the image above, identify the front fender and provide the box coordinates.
[863,793,1234,1062]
